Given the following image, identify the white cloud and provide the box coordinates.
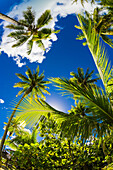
[0,0,97,67]
[0,99,4,104]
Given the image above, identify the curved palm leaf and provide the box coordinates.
[15,97,67,128]
[36,10,52,29]
[76,14,113,95]
[49,77,113,125]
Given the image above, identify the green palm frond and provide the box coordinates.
[27,39,33,55]
[37,10,52,29]
[16,87,29,97]
[6,24,24,30]
[12,36,30,48]
[49,77,113,125]
[16,97,67,128]
[61,112,110,142]
[25,67,33,80]
[7,31,28,40]
[76,14,113,94]
[101,34,113,48]
[15,73,30,82]
[22,7,35,26]
[13,82,30,88]
[35,40,45,50]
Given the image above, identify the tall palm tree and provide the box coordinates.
[70,67,100,88]
[0,66,50,166]
[6,7,58,54]
[75,14,113,95]
[76,8,113,48]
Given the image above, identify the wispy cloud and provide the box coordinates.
[0,0,97,67]
[0,99,4,104]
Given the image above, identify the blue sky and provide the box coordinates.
[0,0,113,138]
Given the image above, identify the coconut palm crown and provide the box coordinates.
[14,66,50,100]
[6,7,59,54]
[70,67,100,88]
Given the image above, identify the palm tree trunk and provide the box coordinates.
[0,12,28,27]
[0,88,31,167]
[0,13,19,25]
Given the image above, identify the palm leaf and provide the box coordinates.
[6,24,24,30]
[37,10,52,29]
[15,73,30,82]
[14,82,30,88]
[76,14,113,94]
[35,40,45,50]
[27,39,33,55]
[49,77,113,125]
[38,28,52,39]
[22,7,35,26]
[101,34,113,48]
[12,36,30,48]
[25,67,33,80]
[16,87,29,97]
[16,97,67,128]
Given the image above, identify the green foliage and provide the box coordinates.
[14,66,50,99]
[15,97,67,128]
[7,117,113,169]
[76,14,113,95]
[6,7,59,54]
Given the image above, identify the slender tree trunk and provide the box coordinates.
[0,13,19,24]
[0,12,28,27]
[0,88,31,167]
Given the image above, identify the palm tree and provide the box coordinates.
[0,66,50,166]
[76,8,113,48]
[70,67,100,88]
[75,14,113,95]
[6,7,58,54]
[49,73,113,141]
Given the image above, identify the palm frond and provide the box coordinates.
[35,40,45,50]
[16,97,67,128]
[25,67,33,80]
[27,39,33,55]
[15,73,30,82]
[101,34,113,48]
[12,36,30,48]
[7,31,27,40]
[61,113,110,142]
[76,14,113,94]
[16,87,29,97]
[6,24,24,30]
[14,82,30,88]
[49,77,113,125]
[22,7,35,26]
[38,28,52,39]
[37,10,52,29]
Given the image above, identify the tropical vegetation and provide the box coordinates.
[1,0,113,169]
